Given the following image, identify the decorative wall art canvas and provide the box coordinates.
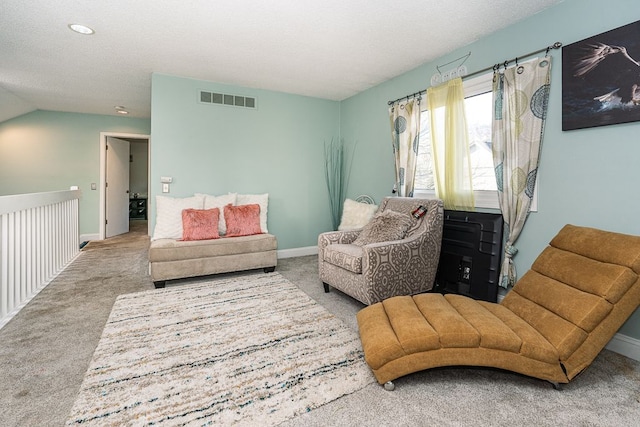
[562,20,640,131]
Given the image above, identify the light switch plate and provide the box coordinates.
[162,183,170,193]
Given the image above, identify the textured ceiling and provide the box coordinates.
[0,0,563,123]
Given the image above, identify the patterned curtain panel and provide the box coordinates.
[389,98,421,197]
[426,78,474,210]
[492,57,552,288]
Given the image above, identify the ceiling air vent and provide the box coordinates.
[199,90,257,109]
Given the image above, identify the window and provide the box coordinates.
[414,73,538,210]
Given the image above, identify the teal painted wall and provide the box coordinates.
[0,110,150,235]
[150,74,339,250]
[339,0,640,337]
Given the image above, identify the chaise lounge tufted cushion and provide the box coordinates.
[357,224,640,387]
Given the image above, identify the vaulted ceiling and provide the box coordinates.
[0,0,563,123]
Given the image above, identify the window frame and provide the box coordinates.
[413,72,538,212]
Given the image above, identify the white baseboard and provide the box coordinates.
[79,233,100,244]
[277,246,318,259]
[606,333,640,362]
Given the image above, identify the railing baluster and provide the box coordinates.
[8,212,16,314]
[0,190,81,329]
[1,213,8,318]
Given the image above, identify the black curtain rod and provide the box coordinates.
[387,41,562,106]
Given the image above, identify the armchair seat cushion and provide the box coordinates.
[324,244,364,274]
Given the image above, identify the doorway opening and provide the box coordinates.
[99,132,150,240]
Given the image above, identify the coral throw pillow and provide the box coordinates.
[196,192,237,235]
[224,204,263,237]
[181,208,220,241]
[236,193,269,233]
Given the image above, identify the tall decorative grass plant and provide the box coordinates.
[324,138,356,230]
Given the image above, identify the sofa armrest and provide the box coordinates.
[361,231,428,265]
[318,230,361,250]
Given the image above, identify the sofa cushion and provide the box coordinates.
[149,233,278,263]
[353,210,413,246]
[323,244,363,274]
[152,195,205,240]
[338,198,378,231]
[181,208,220,241]
[224,204,263,237]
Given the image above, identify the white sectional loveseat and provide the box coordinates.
[148,192,277,288]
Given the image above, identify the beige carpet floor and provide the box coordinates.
[2,221,640,426]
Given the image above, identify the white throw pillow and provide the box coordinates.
[235,193,269,233]
[152,195,205,241]
[195,193,237,235]
[338,198,378,231]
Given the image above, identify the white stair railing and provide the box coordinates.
[0,189,80,329]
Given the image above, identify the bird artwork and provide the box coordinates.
[562,20,640,130]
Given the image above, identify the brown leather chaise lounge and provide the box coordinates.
[357,224,640,390]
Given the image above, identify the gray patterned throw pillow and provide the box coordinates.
[352,209,414,246]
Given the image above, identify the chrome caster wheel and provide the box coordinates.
[383,381,395,391]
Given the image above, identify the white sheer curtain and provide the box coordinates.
[492,57,552,288]
[426,78,474,210]
[389,98,421,197]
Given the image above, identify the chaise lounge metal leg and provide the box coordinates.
[549,381,562,390]
[383,381,395,391]
[323,282,330,293]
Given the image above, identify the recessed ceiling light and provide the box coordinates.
[114,106,129,115]
[116,110,129,115]
[68,24,95,35]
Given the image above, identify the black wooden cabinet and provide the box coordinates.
[129,198,147,220]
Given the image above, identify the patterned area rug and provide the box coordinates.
[66,273,374,426]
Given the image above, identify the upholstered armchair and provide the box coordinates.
[318,197,444,305]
